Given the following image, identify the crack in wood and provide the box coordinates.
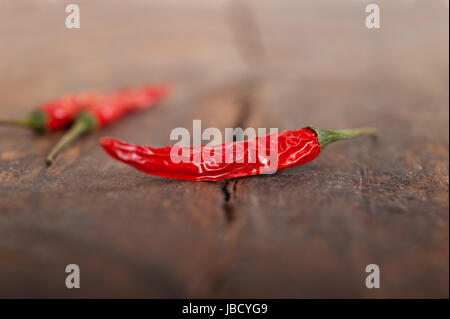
[216,0,263,229]
[220,180,236,225]
[218,84,254,227]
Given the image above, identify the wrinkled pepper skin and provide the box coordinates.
[100,128,322,181]
[100,126,377,182]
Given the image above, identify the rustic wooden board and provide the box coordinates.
[0,0,448,298]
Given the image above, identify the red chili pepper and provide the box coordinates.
[46,84,170,165]
[0,93,98,132]
[99,126,377,181]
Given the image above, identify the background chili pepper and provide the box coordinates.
[46,84,170,165]
[0,93,98,133]
[99,126,377,182]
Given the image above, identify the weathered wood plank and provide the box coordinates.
[0,0,448,298]
[214,0,449,298]
[0,0,244,298]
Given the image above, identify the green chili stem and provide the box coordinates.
[0,111,47,132]
[0,119,32,127]
[46,112,96,165]
[308,126,377,149]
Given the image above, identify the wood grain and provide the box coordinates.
[0,0,448,298]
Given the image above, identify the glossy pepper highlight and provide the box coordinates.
[46,84,170,165]
[99,126,377,182]
[0,93,98,132]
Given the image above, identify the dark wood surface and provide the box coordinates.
[0,0,448,298]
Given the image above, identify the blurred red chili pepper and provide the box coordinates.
[46,84,170,165]
[99,126,377,181]
[0,93,98,132]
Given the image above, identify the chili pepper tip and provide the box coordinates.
[99,137,125,159]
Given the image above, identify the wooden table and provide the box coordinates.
[0,0,448,298]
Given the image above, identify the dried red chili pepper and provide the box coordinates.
[0,93,98,133]
[99,126,377,181]
[46,84,170,165]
